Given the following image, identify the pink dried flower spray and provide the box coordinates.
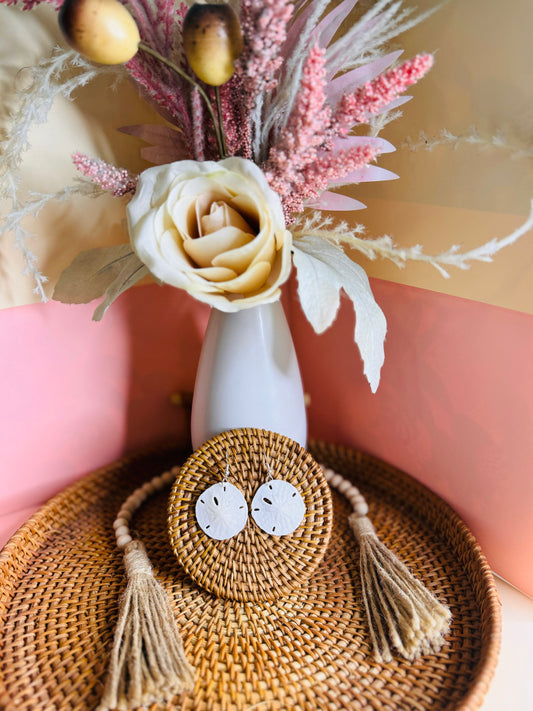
[333,54,434,131]
[72,153,137,197]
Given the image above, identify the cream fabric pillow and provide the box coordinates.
[0,5,157,308]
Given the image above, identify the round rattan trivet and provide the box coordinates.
[168,429,333,601]
[0,441,501,711]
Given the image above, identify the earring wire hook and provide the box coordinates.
[262,453,274,482]
[223,446,231,483]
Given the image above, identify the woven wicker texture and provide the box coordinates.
[0,442,501,711]
[168,429,333,601]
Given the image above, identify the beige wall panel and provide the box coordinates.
[1,2,532,311]
[0,5,160,308]
[351,0,533,312]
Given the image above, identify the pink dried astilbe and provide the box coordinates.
[238,0,293,96]
[303,144,378,191]
[333,54,434,132]
[281,144,378,218]
[0,0,61,8]
[220,78,252,159]
[263,43,332,210]
[233,0,294,152]
[126,1,193,148]
[266,52,433,217]
[190,86,205,161]
[72,153,137,197]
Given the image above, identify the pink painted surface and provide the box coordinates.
[287,278,533,596]
[0,285,208,544]
[1,280,532,596]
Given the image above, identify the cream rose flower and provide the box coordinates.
[127,157,292,311]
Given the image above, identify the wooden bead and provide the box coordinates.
[322,463,370,519]
[113,516,130,529]
[353,500,369,516]
[337,479,352,495]
[116,533,132,548]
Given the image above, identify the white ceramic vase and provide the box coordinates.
[191,301,307,450]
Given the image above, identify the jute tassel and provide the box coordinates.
[98,470,195,711]
[322,466,452,663]
[349,514,452,662]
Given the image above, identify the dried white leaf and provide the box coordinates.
[53,244,149,321]
[293,236,387,393]
[291,247,341,333]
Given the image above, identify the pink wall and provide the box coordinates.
[0,286,207,542]
[1,281,532,596]
[288,278,533,595]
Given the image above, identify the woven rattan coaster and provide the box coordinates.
[0,441,501,710]
[168,429,333,601]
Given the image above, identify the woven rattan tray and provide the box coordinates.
[0,441,501,710]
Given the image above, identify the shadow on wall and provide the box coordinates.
[122,283,208,455]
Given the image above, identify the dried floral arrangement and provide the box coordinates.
[1,0,531,394]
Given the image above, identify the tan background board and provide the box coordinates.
[350,0,533,313]
[1,1,532,312]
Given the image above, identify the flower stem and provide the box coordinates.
[138,41,225,159]
[214,87,228,157]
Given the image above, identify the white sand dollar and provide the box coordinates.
[251,480,306,536]
[195,482,248,540]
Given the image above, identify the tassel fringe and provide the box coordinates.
[322,464,451,663]
[97,540,195,711]
[349,514,452,663]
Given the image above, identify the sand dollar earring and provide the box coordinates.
[195,452,248,540]
[251,455,306,536]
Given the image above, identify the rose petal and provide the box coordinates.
[223,158,287,226]
[201,202,254,236]
[264,233,292,287]
[127,157,293,308]
[159,228,192,267]
[179,176,233,199]
[193,192,229,235]
[183,226,253,267]
[250,231,276,268]
[171,192,223,240]
[229,194,260,227]
[200,202,227,234]
[212,228,271,273]
[166,195,198,240]
[193,193,214,237]
[216,260,271,293]
[193,266,238,282]
[154,202,175,235]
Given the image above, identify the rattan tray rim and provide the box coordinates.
[0,440,503,711]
